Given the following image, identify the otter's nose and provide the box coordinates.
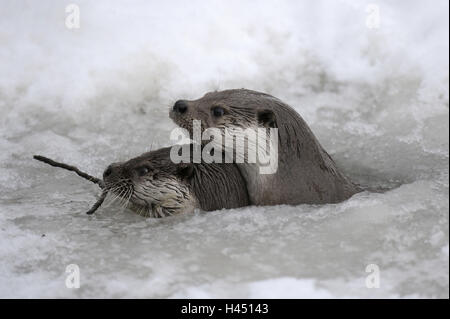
[173,100,188,114]
[103,165,114,180]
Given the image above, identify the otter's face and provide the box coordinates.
[169,89,277,135]
[102,150,197,218]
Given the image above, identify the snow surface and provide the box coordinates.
[0,0,448,298]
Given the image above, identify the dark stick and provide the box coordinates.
[33,155,104,188]
[86,190,107,215]
[33,154,107,215]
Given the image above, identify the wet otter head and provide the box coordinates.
[169,89,278,135]
[169,89,282,170]
[102,146,249,218]
[103,148,197,218]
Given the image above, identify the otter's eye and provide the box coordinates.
[136,166,150,176]
[211,106,224,117]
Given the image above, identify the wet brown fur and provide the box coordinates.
[170,89,361,205]
[103,146,249,217]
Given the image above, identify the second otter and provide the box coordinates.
[103,146,249,217]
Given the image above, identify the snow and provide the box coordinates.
[0,0,448,298]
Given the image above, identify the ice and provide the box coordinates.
[0,0,448,298]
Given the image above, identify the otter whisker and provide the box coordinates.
[103,185,122,197]
[123,188,133,209]
[117,188,132,212]
[107,187,128,209]
[137,202,148,218]
[119,190,131,213]
[102,188,122,208]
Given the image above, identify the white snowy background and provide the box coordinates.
[0,0,448,298]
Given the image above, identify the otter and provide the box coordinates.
[169,89,361,206]
[102,146,249,217]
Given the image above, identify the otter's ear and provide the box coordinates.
[176,164,194,180]
[257,109,277,128]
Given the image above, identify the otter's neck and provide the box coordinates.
[237,163,274,205]
[237,153,359,206]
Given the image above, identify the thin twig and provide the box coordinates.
[33,155,104,188]
[86,190,107,215]
[33,154,107,215]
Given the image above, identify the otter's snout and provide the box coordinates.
[172,100,188,114]
[103,163,123,182]
[103,166,113,179]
